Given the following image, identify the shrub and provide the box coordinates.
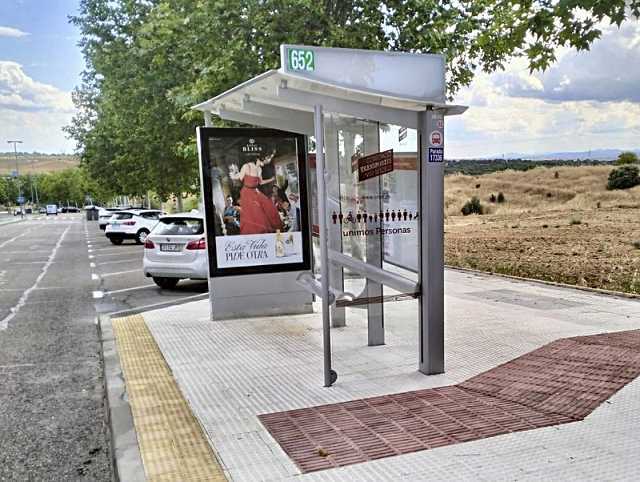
[461,196,483,215]
[554,171,559,178]
[497,192,505,203]
[570,217,582,225]
[633,240,640,249]
[607,165,640,190]
[489,193,497,203]
[475,183,481,189]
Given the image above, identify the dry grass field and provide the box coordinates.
[444,165,640,294]
[0,154,79,175]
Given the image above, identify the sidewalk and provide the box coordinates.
[113,269,640,481]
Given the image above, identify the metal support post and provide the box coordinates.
[324,124,346,328]
[418,108,445,374]
[362,122,384,346]
[314,104,336,387]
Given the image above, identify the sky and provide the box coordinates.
[0,1,639,157]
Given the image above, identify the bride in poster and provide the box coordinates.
[228,151,283,235]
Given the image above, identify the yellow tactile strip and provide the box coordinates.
[112,315,226,481]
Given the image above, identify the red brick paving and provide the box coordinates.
[258,329,640,473]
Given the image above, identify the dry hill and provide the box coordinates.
[0,154,79,175]
[444,165,640,294]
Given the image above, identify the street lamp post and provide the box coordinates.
[7,140,23,219]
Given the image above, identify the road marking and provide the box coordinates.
[93,291,104,299]
[1,250,51,254]
[88,255,95,259]
[104,284,156,295]
[97,258,141,266]
[0,226,70,331]
[100,269,140,277]
[90,262,96,268]
[93,251,139,258]
[6,261,48,265]
[108,292,209,317]
[91,273,100,281]
[0,229,30,249]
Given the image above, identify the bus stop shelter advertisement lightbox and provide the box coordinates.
[199,128,310,276]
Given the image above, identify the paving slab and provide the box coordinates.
[142,269,640,481]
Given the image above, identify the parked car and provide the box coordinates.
[143,213,207,289]
[46,204,58,215]
[39,207,47,214]
[105,209,164,245]
[98,207,123,230]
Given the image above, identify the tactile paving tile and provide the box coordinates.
[112,315,227,481]
[259,329,640,473]
[460,331,640,420]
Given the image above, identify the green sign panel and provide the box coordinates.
[287,48,315,72]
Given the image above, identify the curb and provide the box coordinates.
[446,265,640,300]
[98,314,146,482]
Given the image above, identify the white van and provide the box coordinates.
[46,204,58,216]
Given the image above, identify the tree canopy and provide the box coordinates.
[68,0,640,199]
[616,151,639,165]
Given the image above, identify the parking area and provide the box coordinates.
[86,219,208,316]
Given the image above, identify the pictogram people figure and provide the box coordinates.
[391,210,396,222]
[403,209,408,221]
[356,211,362,224]
[331,211,338,224]
[385,210,390,222]
[338,211,344,224]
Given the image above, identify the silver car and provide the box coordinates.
[142,213,208,289]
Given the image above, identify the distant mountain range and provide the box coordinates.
[480,148,640,161]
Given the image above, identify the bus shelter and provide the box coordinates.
[194,45,467,386]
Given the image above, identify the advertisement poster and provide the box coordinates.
[198,128,311,277]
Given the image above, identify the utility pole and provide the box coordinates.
[7,140,23,219]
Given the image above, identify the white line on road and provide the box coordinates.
[88,255,95,259]
[92,291,104,299]
[0,226,70,331]
[91,273,100,281]
[0,229,31,249]
[93,251,140,258]
[97,258,141,266]
[103,284,156,295]
[100,269,140,277]
[90,262,96,268]
[6,261,48,265]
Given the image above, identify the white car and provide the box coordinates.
[105,209,164,245]
[46,204,58,215]
[143,213,208,289]
[98,207,123,230]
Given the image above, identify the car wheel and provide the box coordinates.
[152,277,180,289]
[136,229,150,245]
[110,237,124,245]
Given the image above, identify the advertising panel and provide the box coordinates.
[197,128,311,277]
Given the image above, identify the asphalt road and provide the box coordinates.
[0,214,208,480]
[88,221,208,316]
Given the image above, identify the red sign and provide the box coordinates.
[357,149,394,182]
[430,131,442,146]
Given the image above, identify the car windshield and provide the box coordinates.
[113,212,133,220]
[152,218,204,235]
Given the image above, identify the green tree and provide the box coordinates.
[616,151,639,165]
[0,177,10,206]
[68,0,640,200]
